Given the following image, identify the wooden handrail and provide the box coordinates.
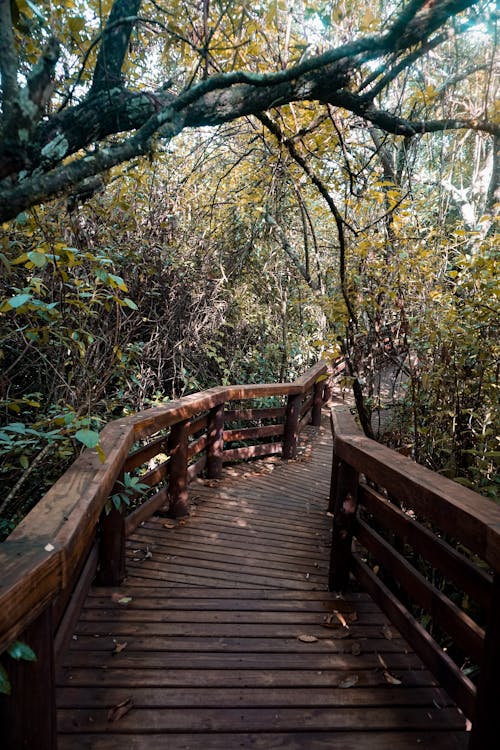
[0,361,330,748]
[328,402,500,748]
[0,361,328,655]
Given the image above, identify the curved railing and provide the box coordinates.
[328,403,500,750]
[0,361,330,747]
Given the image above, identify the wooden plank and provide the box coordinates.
[186,413,208,436]
[187,433,208,458]
[283,393,302,458]
[54,544,98,662]
[57,685,452,709]
[359,484,492,610]
[58,705,464,733]
[124,488,169,536]
[125,436,169,472]
[223,442,282,462]
[56,666,437,690]
[61,650,426,670]
[187,455,207,481]
[57,731,469,750]
[166,420,189,518]
[223,424,284,442]
[68,632,409,654]
[129,528,328,564]
[127,534,328,572]
[355,519,484,663]
[73,621,391,638]
[300,393,314,418]
[224,407,285,421]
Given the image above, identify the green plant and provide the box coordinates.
[0,641,37,695]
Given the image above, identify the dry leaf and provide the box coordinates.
[163,521,175,529]
[382,626,393,640]
[377,653,388,669]
[383,670,402,685]
[112,642,128,655]
[347,611,358,623]
[322,613,345,629]
[107,697,133,722]
[111,595,132,606]
[351,642,362,655]
[338,674,359,688]
[298,634,318,643]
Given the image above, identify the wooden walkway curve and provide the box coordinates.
[56,420,468,749]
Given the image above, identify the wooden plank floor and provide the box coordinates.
[56,419,468,749]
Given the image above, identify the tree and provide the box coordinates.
[0,0,497,222]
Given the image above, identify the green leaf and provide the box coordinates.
[74,428,100,449]
[0,664,11,695]
[5,423,27,434]
[27,251,47,268]
[20,455,29,469]
[108,274,128,292]
[7,641,37,662]
[8,294,32,308]
[123,297,138,310]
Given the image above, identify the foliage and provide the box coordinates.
[0,0,498,534]
[0,640,37,695]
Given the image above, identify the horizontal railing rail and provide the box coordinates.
[0,361,330,749]
[328,403,500,750]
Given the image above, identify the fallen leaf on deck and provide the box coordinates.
[377,653,388,669]
[110,594,132,606]
[338,674,359,688]
[322,612,347,628]
[163,521,175,529]
[382,626,393,640]
[383,670,402,685]
[107,697,133,722]
[112,642,128,655]
[351,642,362,655]
[298,634,318,643]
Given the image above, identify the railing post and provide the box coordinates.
[97,480,127,585]
[311,380,324,426]
[168,419,189,517]
[468,572,500,749]
[282,393,302,459]
[0,606,57,750]
[329,459,359,592]
[207,403,224,479]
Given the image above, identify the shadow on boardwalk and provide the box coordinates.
[56,418,467,749]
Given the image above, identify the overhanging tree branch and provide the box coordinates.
[0,0,494,221]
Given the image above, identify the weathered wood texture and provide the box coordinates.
[56,420,466,749]
[0,363,328,658]
[329,403,500,746]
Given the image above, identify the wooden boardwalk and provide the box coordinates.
[56,421,468,749]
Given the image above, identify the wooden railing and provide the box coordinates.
[328,403,500,749]
[0,361,329,749]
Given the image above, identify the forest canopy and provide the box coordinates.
[0,0,498,533]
